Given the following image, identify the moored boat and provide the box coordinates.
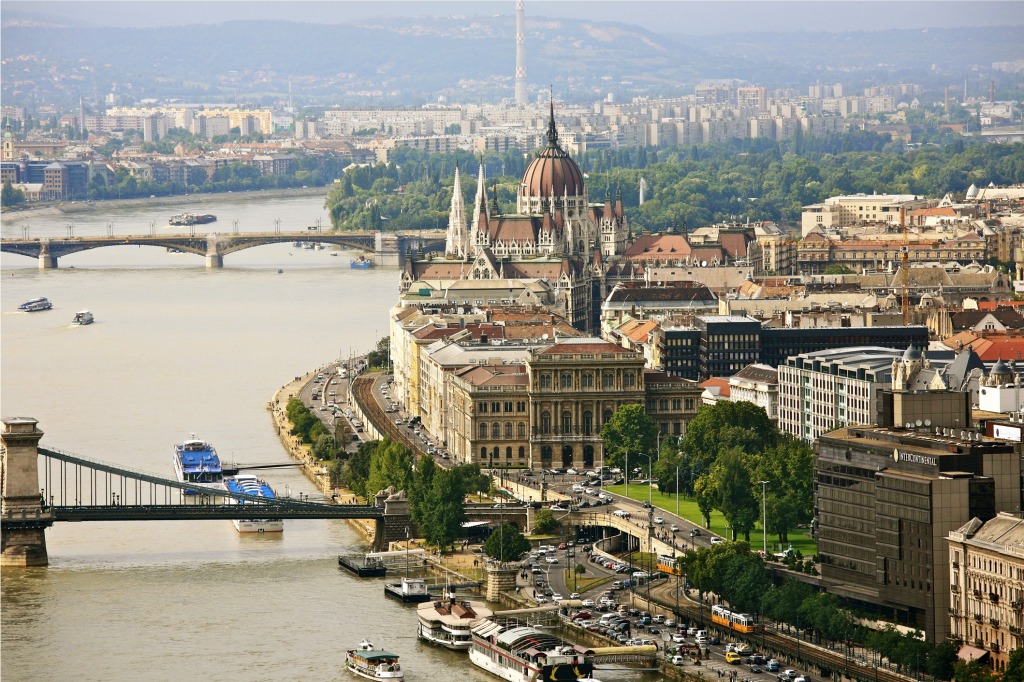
[224,473,283,533]
[173,437,224,494]
[350,255,374,269]
[72,310,94,325]
[19,297,52,312]
[384,576,432,603]
[345,640,403,680]
[417,596,493,650]
[469,617,594,682]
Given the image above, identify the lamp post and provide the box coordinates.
[675,460,683,518]
[758,480,769,556]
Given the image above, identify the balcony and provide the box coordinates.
[973,588,982,598]
[989,618,1000,627]
[951,585,960,593]
[990,592,1000,603]
[1010,625,1021,635]
[974,614,983,623]
[991,643,1000,653]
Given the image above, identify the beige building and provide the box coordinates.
[802,193,935,236]
[947,513,1024,672]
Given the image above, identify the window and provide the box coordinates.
[672,398,682,411]
[659,399,669,411]
[540,373,552,389]
[685,398,695,411]
[480,447,487,461]
[624,373,635,388]
[603,409,613,424]
[491,401,501,413]
[582,373,594,388]
[518,423,526,438]
[603,373,614,388]
[561,373,572,389]
[562,412,572,435]
[504,401,513,413]
[583,411,593,435]
[505,422,513,438]
[479,423,488,439]
[518,446,526,459]
[506,446,513,459]
[541,412,551,435]
[479,402,488,414]
[516,401,526,412]
[492,423,501,438]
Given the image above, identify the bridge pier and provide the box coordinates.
[375,232,402,268]
[1,418,52,567]
[205,236,224,268]
[38,243,57,269]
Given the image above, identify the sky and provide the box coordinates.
[4,0,1023,34]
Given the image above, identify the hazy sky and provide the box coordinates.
[5,1,1023,34]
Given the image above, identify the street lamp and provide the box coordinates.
[758,480,769,556]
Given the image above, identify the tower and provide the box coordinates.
[514,0,528,106]
[445,165,468,259]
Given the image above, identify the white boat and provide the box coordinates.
[173,437,224,494]
[224,474,283,533]
[72,310,94,325]
[469,618,593,682]
[345,640,403,680]
[384,576,432,603]
[19,297,52,312]
[417,596,493,650]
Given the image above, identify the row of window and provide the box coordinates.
[478,401,528,414]
[478,422,529,439]
[537,372,637,389]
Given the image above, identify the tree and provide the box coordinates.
[365,438,413,499]
[312,433,336,460]
[418,467,468,550]
[824,264,856,275]
[532,508,559,534]
[927,641,958,681]
[710,446,759,541]
[366,336,391,370]
[679,401,777,492]
[408,454,437,527]
[483,523,530,562]
[339,441,375,499]
[953,659,997,682]
[600,403,657,471]
[1,180,26,207]
[1002,647,1024,682]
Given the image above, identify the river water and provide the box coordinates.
[0,194,648,682]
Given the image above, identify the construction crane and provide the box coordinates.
[900,208,910,325]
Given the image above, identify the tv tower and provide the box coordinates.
[514,0,528,106]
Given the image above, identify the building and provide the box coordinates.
[947,513,1024,672]
[728,363,779,421]
[815,390,1022,642]
[778,345,984,444]
[801,193,935,237]
[694,315,762,379]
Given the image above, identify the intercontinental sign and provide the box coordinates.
[893,448,938,467]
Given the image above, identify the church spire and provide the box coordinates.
[446,164,468,259]
[546,88,558,148]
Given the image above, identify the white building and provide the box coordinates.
[728,363,779,421]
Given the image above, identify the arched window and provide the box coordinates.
[480,447,487,461]
[583,411,593,435]
[506,446,513,459]
[492,422,501,438]
[518,422,526,438]
[582,373,593,388]
[562,411,572,435]
[505,422,513,438]
[518,446,526,459]
[560,373,572,389]
[479,423,488,439]
[603,409,613,425]
[541,412,551,435]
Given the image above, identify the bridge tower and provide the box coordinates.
[1,418,53,566]
[205,235,224,268]
[38,241,57,269]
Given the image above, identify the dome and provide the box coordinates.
[902,345,923,361]
[991,358,1010,376]
[520,103,585,201]
[965,183,979,199]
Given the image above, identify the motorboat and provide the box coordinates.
[72,310,94,325]
[19,297,52,312]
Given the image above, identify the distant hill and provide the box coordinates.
[2,10,1021,108]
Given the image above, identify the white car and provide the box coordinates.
[653,516,665,524]
[580,598,595,607]
[549,504,567,511]
[545,556,559,564]
[710,537,725,545]
[670,524,680,532]
[569,592,580,599]
[672,633,686,643]
[550,593,563,602]
[535,596,548,604]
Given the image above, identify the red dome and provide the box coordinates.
[520,105,585,199]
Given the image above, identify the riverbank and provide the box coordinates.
[1,186,329,220]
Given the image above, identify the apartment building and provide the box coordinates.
[801,193,936,236]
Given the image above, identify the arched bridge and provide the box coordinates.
[0,418,397,566]
[1,230,446,269]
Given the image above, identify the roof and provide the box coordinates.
[700,377,731,398]
[731,363,779,384]
[535,338,637,356]
[941,331,1024,361]
[624,234,693,261]
[519,106,584,199]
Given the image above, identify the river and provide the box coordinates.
[0,193,648,682]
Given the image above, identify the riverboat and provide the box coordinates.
[469,617,593,682]
[173,437,224,494]
[384,576,432,603]
[72,310,94,325]
[169,213,217,226]
[417,596,493,650]
[224,473,283,533]
[19,297,52,312]
[350,255,374,269]
[345,640,403,680]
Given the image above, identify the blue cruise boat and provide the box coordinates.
[224,474,284,533]
[350,256,374,269]
[19,297,52,312]
[173,437,224,494]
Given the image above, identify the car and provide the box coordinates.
[550,593,563,602]
[672,654,687,666]
[566,468,579,475]
[750,665,763,674]
[534,596,548,604]
[725,652,743,664]
[319,405,329,411]
[690,528,701,537]
[569,593,581,599]
[492,503,506,508]
[652,614,665,624]
[653,516,665,524]
[665,618,677,628]
[736,644,752,655]
[765,660,780,673]
[782,670,799,680]
[670,524,680,532]
[545,556,558,564]
[710,537,724,545]
[570,611,590,620]
[549,504,567,511]
[580,598,595,607]
[672,633,686,643]
[750,654,766,665]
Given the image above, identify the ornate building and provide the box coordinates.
[401,103,630,333]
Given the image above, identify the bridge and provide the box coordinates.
[0,229,445,269]
[0,418,401,566]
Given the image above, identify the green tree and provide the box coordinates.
[408,454,437,527]
[312,433,336,460]
[600,403,657,471]
[483,523,530,562]
[710,446,759,541]
[365,438,413,498]
[1002,646,1024,682]
[532,508,559,534]
[824,264,856,275]
[1,180,26,207]
[419,467,468,550]
[339,441,375,499]
[679,402,777,493]
[953,659,997,682]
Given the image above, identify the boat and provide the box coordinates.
[384,576,432,603]
[338,554,388,577]
[469,617,594,682]
[173,437,224,494]
[345,640,403,680]
[72,310,94,325]
[169,213,217,226]
[224,473,283,533]
[292,241,303,248]
[350,256,375,269]
[417,595,493,650]
[19,297,52,312]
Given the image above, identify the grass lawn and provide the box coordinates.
[603,483,817,557]
[565,569,613,594]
